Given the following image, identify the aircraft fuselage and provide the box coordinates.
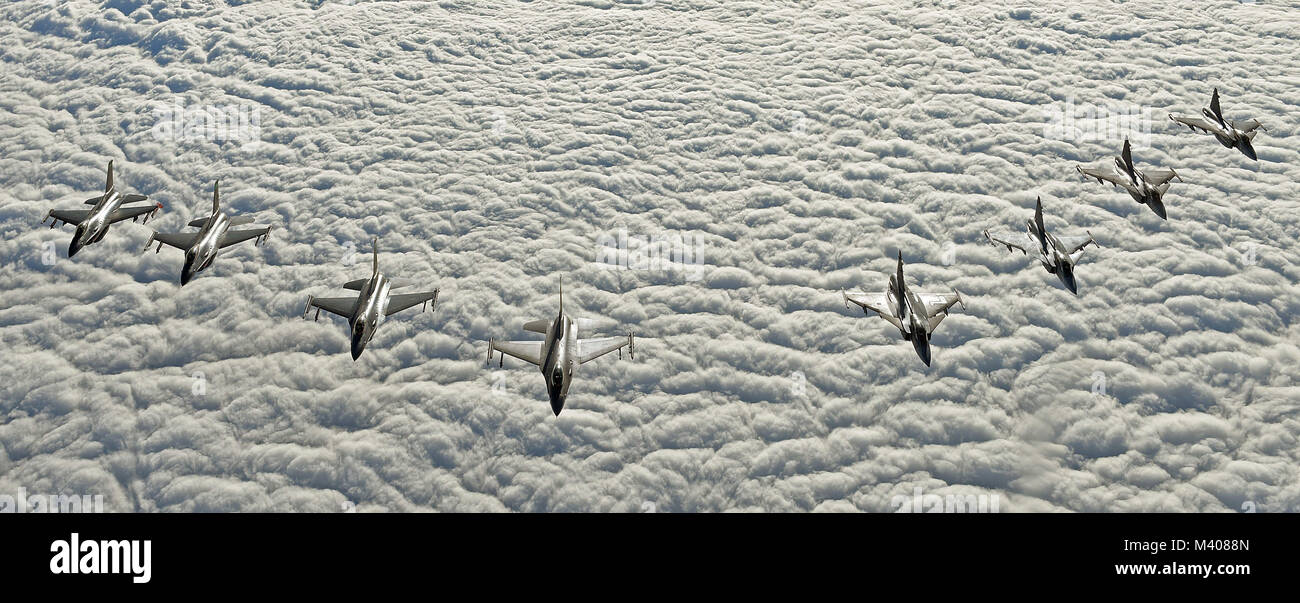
[1201,108,1258,160]
[1113,161,1168,219]
[182,212,231,285]
[1027,220,1080,294]
[886,274,933,365]
[349,273,392,360]
[69,189,124,257]
[540,313,576,415]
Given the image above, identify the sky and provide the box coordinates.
[0,0,1297,512]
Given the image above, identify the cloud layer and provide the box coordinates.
[0,0,1297,512]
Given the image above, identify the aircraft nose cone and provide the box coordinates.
[350,327,366,360]
[1240,141,1258,161]
[67,241,81,257]
[913,338,932,367]
[1150,200,1168,220]
[548,386,565,415]
[1062,273,1079,295]
[180,269,193,286]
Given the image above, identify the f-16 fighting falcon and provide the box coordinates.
[144,181,272,285]
[983,197,1098,295]
[487,280,635,416]
[41,160,162,257]
[843,252,964,367]
[1169,88,1265,161]
[303,238,439,360]
[1075,139,1181,220]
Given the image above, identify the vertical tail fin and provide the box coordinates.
[895,250,905,297]
[1121,139,1134,175]
[1210,88,1223,121]
[558,276,564,318]
[371,236,379,278]
[211,180,221,216]
[1034,196,1045,234]
[105,160,114,193]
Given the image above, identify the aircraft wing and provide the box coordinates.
[918,291,963,317]
[576,334,634,364]
[1076,166,1130,188]
[490,340,544,366]
[219,227,271,249]
[1056,233,1098,255]
[385,290,438,316]
[149,232,199,250]
[843,291,890,315]
[45,208,92,226]
[984,230,1037,255]
[306,295,359,320]
[108,204,160,224]
[844,291,904,330]
[1169,114,1221,135]
[1144,168,1180,187]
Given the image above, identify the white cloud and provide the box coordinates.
[0,0,1296,512]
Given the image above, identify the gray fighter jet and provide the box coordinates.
[1075,139,1181,220]
[843,252,964,367]
[144,181,272,285]
[1169,88,1265,160]
[487,280,635,416]
[303,238,439,360]
[41,160,162,257]
[983,197,1098,295]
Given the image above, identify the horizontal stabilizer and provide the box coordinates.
[523,319,550,334]
[188,215,252,228]
[342,278,370,291]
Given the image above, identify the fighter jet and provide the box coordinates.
[487,280,635,416]
[1169,88,1265,160]
[143,181,272,285]
[303,238,439,360]
[1075,139,1181,220]
[40,160,162,257]
[843,252,964,367]
[983,197,1098,295]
